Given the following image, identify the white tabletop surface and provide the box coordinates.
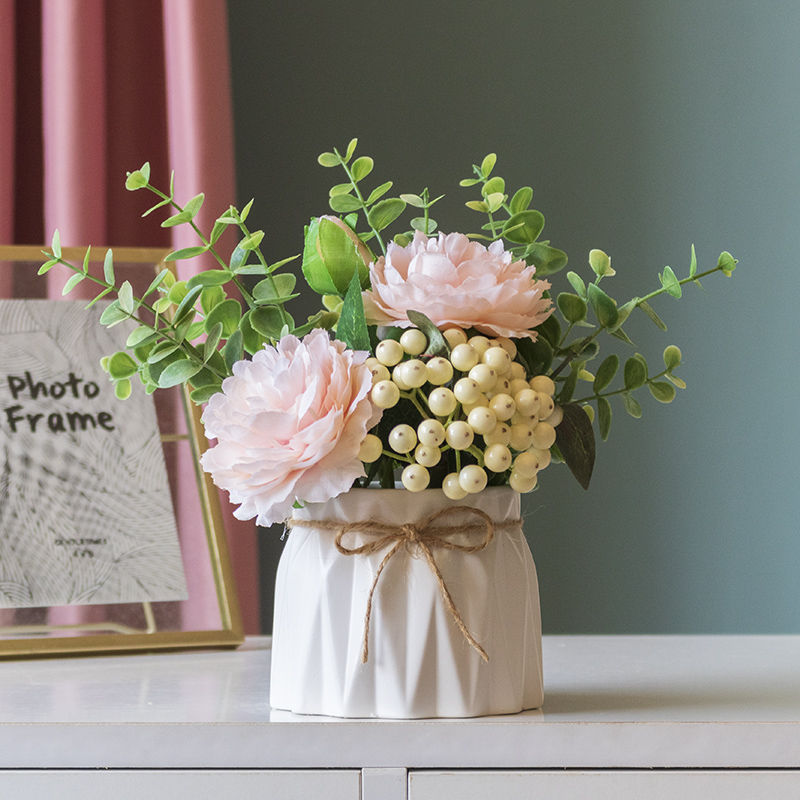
[1,635,799,769]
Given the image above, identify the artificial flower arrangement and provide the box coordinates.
[40,140,737,527]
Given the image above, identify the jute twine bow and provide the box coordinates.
[288,505,522,664]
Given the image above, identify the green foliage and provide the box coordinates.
[336,271,370,352]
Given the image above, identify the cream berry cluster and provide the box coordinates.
[356,326,562,497]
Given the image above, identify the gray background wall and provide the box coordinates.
[228,1,798,633]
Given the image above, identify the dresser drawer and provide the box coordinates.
[409,770,800,799]
[0,770,360,798]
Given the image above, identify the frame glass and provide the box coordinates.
[0,245,244,657]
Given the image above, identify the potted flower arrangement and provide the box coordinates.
[41,140,736,718]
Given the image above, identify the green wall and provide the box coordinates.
[228,1,798,633]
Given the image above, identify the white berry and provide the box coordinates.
[467,406,497,436]
[414,443,441,468]
[513,450,541,477]
[391,365,411,391]
[509,423,535,451]
[531,421,556,450]
[514,388,540,416]
[509,362,527,380]
[442,472,468,499]
[358,434,383,463]
[400,328,428,355]
[530,446,551,469]
[484,422,511,446]
[459,464,488,493]
[484,443,512,472]
[454,377,481,404]
[417,418,446,446]
[489,393,516,422]
[389,424,417,453]
[442,327,467,348]
[426,356,454,386]
[450,343,479,372]
[467,335,491,355]
[495,337,517,358]
[543,404,563,427]
[469,363,498,392]
[445,420,474,450]
[536,392,555,420]
[402,463,430,492]
[483,346,511,374]
[529,374,555,395]
[397,359,428,389]
[371,380,400,408]
[376,338,404,366]
[428,386,457,416]
[509,470,538,493]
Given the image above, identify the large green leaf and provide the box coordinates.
[336,270,370,352]
[555,403,596,490]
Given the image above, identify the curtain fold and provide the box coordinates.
[1,0,260,633]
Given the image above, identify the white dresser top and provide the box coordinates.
[1,635,798,768]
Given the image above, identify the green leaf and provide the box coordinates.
[142,195,173,217]
[61,273,84,296]
[593,354,619,393]
[172,284,203,324]
[399,193,424,208]
[482,176,505,196]
[200,285,225,315]
[182,193,204,220]
[166,245,209,262]
[485,192,505,213]
[649,380,676,403]
[536,313,562,348]
[51,229,62,259]
[328,193,362,213]
[465,200,489,212]
[502,210,544,244]
[589,249,614,278]
[367,198,406,231]
[350,156,374,182]
[189,384,220,404]
[480,153,497,177]
[107,351,138,380]
[663,345,682,370]
[143,268,170,299]
[666,373,687,389]
[610,327,634,345]
[186,270,233,290]
[125,326,158,348]
[597,396,612,441]
[587,283,619,328]
[161,209,192,228]
[566,270,587,298]
[239,230,265,251]
[329,182,354,197]
[124,164,149,190]
[85,287,113,308]
[117,280,135,314]
[559,365,580,403]
[556,292,587,323]
[524,242,568,276]
[240,198,254,222]
[407,309,450,357]
[718,250,737,276]
[222,329,244,369]
[337,270,371,352]
[238,311,263,354]
[410,217,437,234]
[345,138,358,162]
[689,243,697,277]
[459,178,480,187]
[205,298,242,337]
[365,181,393,204]
[81,246,91,274]
[624,354,648,390]
[317,151,340,167]
[204,322,224,362]
[639,299,667,331]
[509,186,533,214]
[555,403,596,490]
[249,305,285,338]
[253,273,297,302]
[114,379,132,400]
[158,359,202,388]
[147,342,181,364]
[623,392,643,418]
[99,300,129,327]
[660,265,682,298]
[37,258,59,275]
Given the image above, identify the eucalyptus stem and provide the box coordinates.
[573,368,670,405]
[335,149,386,255]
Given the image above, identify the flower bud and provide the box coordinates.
[301,216,372,295]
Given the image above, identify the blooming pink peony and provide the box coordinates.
[200,329,380,526]
[363,231,553,339]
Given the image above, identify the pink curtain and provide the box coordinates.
[0,0,260,633]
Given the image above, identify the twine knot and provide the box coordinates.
[289,505,522,664]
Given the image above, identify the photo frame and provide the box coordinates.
[0,245,244,657]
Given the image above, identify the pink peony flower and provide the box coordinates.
[200,329,380,526]
[363,231,553,339]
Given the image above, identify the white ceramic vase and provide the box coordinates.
[270,487,543,718]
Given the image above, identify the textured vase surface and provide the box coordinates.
[270,487,543,718]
